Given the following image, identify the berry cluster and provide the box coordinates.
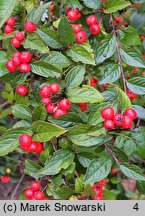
[18,134,43,154]
[92,179,106,200]
[0,176,10,183]
[86,15,100,35]
[72,24,87,44]
[39,83,71,118]
[24,181,48,200]
[6,51,32,73]
[11,31,24,48]
[4,17,15,34]
[89,77,98,87]
[66,8,81,22]
[101,107,137,130]
[16,85,28,97]
[48,2,55,18]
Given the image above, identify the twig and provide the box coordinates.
[11,173,25,200]
[136,118,141,128]
[110,14,127,93]
[104,144,120,165]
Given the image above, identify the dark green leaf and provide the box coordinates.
[11,104,32,121]
[108,145,128,163]
[126,77,145,95]
[84,155,112,184]
[104,0,131,13]
[64,0,83,10]
[82,0,101,9]
[24,159,42,179]
[58,16,74,45]
[32,103,47,122]
[136,181,145,195]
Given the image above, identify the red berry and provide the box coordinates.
[0,176,10,183]
[34,191,44,200]
[35,142,43,154]
[24,21,36,33]
[59,98,71,110]
[86,15,98,26]
[127,89,138,101]
[99,179,106,186]
[12,55,21,67]
[4,25,14,34]
[124,108,137,120]
[6,60,17,72]
[101,107,114,120]
[30,181,41,192]
[6,17,15,26]
[114,113,124,127]
[15,31,24,41]
[20,64,31,73]
[11,37,21,48]
[102,84,108,89]
[29,142,38,152]
[75,31,87,43]
[49,83,60,94]
[78,103,88,112]
[18,134,32,146]
[16,85,28,97]
[89,77,98,87]
[20,51,32,63]
[48,3,54,11]
[90,24,100,35]
[46,104,55,114]
[115,17,123,23]
[54,108,67,118]
[111,169,117,174]
[72,24,81,34]
[39,85,51,97]
[122,115,132,129]
[141,36,145,41]
[67,9,78,21]
[24,188,34,199]
[41,97,51,106]
[93,195,103,200]
[74,8,81,19]
[12,52,21,58]
[104,120,115,130]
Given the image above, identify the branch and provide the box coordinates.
[11,173,25,200]
[110,14,127,93]
[104,144,120,165]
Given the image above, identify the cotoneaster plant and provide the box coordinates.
[0,0,145,201]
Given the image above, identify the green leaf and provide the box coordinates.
[103,189,116,200]
[0,128,32,156]
[104,0,131,13]
[64,0,83,10]
[30,61,62,78]
[95,35,116,64]
[49,113,84,129]
[37,29,63,49]
[77,153,95,168]
[67,124,111,147]
[75,175,85,193]
[13,120,31,129]
[32,121,66,142]
[24,159,42,179]
[42,51,71,69]
[84,155,112,184]
[108,145,128,163]
[66,65,86,89]
[67,85,104,103]
[118,88,132,112]
[136,181,145,195]
[132,105,145,119]
[58,16,74,45]
[126,77,145,95]
[0,51,8,77]
[32,103,47,122]
[11,104,32,121]
[67,43,95,65]
[120,48,145,68]
[120,163,145,181]
[28,2,51,24]
[82,0,101,9]
[37,149,74,176]
[99,64,121,84]
[0,0,16,28]
[46,183,73,200]
[22,32,49,54]
[118,26,141,46]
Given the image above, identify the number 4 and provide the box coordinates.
[133,203,139,211]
